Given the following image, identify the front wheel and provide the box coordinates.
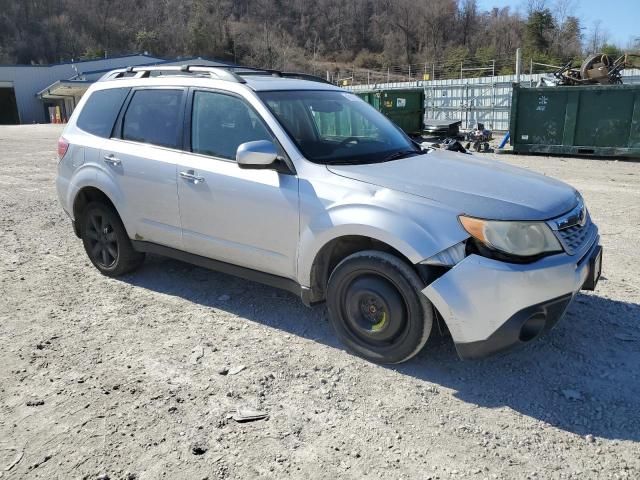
[326,250,433,364]
[80,202,144,277]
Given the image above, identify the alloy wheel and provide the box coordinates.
[85,212,118,268]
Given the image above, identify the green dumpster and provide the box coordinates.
[510,84,640,158]
[356,89,424,135]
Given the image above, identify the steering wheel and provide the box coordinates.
[338,136,360,147]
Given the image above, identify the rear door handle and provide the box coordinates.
[103,154,121,166]
[179,170,205,184]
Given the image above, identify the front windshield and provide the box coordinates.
[258,90,421,165]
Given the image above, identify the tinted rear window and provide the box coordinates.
[122,89,183,149]
[76,88,129,138]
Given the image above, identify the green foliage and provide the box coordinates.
[524,8,555,57]
[442,46,469,78]
[498,65,515,75]
[526,51,563,74]
[475,46,497,65]
[135,29,159,54]
[80,48,106,60]
[600,43,623,58]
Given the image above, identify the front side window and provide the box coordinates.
[259,90,420,165]
[191,91,273,160]
[76,88,129,138]
[122,89,183,149]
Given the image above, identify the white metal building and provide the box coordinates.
[0,53,235,124]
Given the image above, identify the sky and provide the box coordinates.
[477,0,639,47]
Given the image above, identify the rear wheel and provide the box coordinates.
[80,202,144,276]
[326,250,433,364]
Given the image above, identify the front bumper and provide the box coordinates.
[422,239,600,359]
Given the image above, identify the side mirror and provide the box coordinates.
[236,140,278,169]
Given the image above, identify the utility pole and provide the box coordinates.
[515,48,522,83]
[529,58,534,87]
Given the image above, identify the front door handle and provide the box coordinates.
[103,154,121,166]
[179,170,205,184]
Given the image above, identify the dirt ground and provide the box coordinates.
[1,124,639,480]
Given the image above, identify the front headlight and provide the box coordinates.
[459,215,562,258]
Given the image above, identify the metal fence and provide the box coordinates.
[347,70,640,132]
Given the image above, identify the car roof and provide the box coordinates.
[94,66,344,93]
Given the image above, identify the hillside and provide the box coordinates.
[0,0,635,79]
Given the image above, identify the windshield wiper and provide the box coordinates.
[382,150,422,162]
[323,149,422,166]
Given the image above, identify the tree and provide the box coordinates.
[552,0,575,26]
[600,43,623,59]
[459,0,479,47]
[555,15,582,60]
[388,0,419,64]
[587,20,608,54]
[525,8,556,56]
[0,0,622,80]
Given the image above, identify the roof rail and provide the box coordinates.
[234,68,333,84]
[98,65,247,83]
[98,64,334,86]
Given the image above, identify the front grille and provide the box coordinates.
[548,198,598,256]
[555,213,597,255]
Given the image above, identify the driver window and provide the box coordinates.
[191,91,274,160]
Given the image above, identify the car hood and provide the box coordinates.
[327,150,578,221]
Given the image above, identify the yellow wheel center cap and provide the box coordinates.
[371,311,387,332]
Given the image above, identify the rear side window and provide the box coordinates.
[122,89,183,149]
[76,88,129,138]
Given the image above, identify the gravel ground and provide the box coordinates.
[1,124,639,480]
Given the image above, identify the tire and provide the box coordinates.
[326,250,433,364]
[80,201,145,277]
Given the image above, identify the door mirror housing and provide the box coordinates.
[236,140,279,169]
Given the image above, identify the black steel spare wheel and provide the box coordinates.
[80,202,145,277]
[345,275,407,343]
[327,250,433,364]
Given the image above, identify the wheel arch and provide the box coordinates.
[305,234,417,304]
[71,185,125,237]
[298,202,468,304]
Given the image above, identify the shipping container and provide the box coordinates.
[356,89,424,135]
[510,84,640,158]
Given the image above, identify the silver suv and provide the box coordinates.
[56,65,602,363]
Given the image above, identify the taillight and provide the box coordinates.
[57,136,69,160]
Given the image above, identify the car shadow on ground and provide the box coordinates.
[123,255,640,442]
